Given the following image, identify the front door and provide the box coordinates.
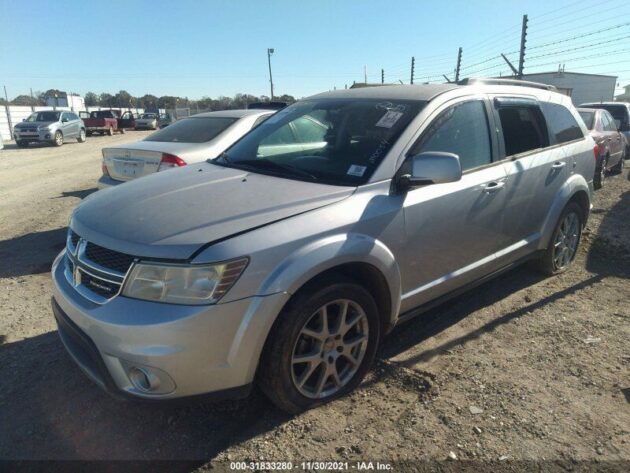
[399,98,509,312]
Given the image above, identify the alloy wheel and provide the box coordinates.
[291,299,369,399]
[55,132,63,146]
[553,212,580,270]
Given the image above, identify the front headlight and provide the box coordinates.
[38,124,52,130]
[122,258,248,305]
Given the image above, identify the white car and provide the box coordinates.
[98,109,273,188]
[134,113,160,130]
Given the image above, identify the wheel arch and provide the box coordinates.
[538,174,591,250]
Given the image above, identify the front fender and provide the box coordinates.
[258,233,402,327]
[538,173,591,250]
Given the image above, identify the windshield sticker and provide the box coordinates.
[376,110,404,128]
[376,102,408,113]
[347,164,367,177]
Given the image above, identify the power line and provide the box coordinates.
[526,34,630,60]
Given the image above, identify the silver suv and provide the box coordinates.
[52,79,595,413]
[14,111,86,147]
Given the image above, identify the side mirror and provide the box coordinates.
[398,152,462,190]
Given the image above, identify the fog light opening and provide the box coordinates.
[128,366,160,392]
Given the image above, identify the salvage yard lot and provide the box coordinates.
[0,138,629,468]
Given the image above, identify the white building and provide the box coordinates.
[519,71,617,106]
[44,94,85,110]
[615,84,630,102]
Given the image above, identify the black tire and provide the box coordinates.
[534,202,583,276]
[593,156,606,190]
[120,128,126,134]
[258,276,381,413]
[107,126,114,136]
[77,128,86,143]
[53,130,63,147]
[611,154,624,174]
[86,131,93,137]
[16,140,28,148]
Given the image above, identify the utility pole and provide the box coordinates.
[4,85,13,139]
[518,14,528,79]
[455,47,463,82]
[267,48,275,100]
[410,56,415,84]
[381,68,384,84]
[364,65,367,84]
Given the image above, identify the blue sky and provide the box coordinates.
[1,0,629,100]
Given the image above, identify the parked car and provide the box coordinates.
[13,111,86,147]
[84,110,135,136]
[159,113,174,128]
[577,107,625,189]
[579,102,630,157]
[52,79,595,413]
[98,109,273,188]
[135,113,159,130]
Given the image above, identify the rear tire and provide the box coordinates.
[77,128,86,143]
[258,276,380,414]
[593,156,606,190]
[107,126,114,136]
[54,131,63,147]
[534,202,583,276]
[611,154,624,174]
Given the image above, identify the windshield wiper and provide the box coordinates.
[235,158,319,180]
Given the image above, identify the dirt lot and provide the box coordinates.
[0,136,628,471]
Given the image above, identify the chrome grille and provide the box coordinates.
[85,242,135,274]
[64,229,135,304]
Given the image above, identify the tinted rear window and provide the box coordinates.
[582,105,628,124]
[541,102,583,143]
[144,117,237,143]
[578,110,595,130]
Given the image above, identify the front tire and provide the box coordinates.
[535,202,583,275]
[77,128,86,143]
[54,131,63,147]
[258,276,380,413]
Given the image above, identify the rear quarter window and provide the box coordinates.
[541,102,584,144]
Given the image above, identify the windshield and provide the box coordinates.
[141,113,158,119]
[144,116,237,143]
[27,111,60,122]
[578,111,595,130]
[213,98,424,186]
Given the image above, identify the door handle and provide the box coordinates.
[552,161,566,169]
[483,180,506,193]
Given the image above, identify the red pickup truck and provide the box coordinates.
[82,110,135,136]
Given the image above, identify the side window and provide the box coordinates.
[292,116,328,143]
[415,100,492,171]
[69,113,79,120]
[602,112,616,131]
[541,102,584,144]
[61,112,70,122]
[498,105,548,156]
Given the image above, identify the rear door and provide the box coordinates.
[493,99,580,263]
[601,111,623,166]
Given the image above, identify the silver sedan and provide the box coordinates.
[98,109,273,188]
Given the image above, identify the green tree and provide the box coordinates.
[10,95,40,106]
[99,93,114,107]
[114,90,133,107]
[84,92,98,106]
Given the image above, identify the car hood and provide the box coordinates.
[71,163,355,259]
[15,121,56,128]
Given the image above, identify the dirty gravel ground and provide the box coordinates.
[0,136,628,472]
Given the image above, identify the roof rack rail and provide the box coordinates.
[457,77,557,91]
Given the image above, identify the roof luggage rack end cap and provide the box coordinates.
[457,77,557,92]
